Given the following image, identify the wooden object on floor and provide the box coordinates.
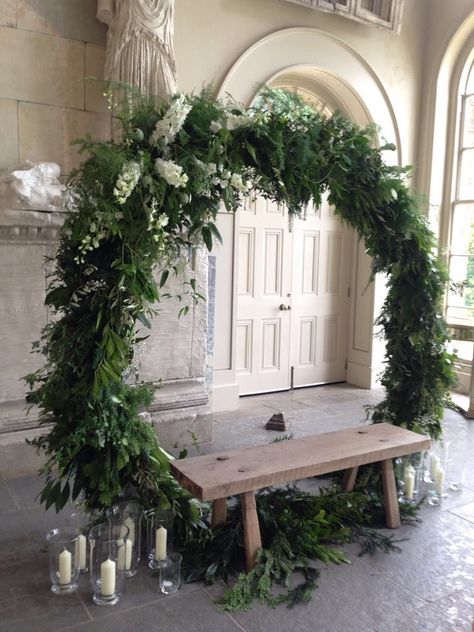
[170,423,430,570]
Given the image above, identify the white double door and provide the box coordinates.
[236,195,352,395]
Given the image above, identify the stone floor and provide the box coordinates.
[1,383,474,632]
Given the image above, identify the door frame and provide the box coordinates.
[211,27,401,412]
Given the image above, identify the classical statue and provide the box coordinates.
[97,0,177,99]
[10,162,65,211]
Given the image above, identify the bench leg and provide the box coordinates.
[381,458,401,528]
[211,498,227,528]
[342,466,359,491]
[240,491,262,571]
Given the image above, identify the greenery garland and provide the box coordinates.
[25,87,455,606]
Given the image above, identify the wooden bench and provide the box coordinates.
[170,423,430,570]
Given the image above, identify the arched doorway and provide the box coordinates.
[211,28,401,411]
[236,73,354,395]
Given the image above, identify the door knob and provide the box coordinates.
[279,304,291,311]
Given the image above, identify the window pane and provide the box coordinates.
[448,339,473,362]
[360,0,392,21]
[463,96,474,148]
[459,148,474,199]
[466,60,474,95]
[447,255,474,321]
[451,203,474,254]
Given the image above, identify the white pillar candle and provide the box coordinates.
[435,467,445,495]
[404,467,415,500]
[155,526,167,561]
[123,516,135,546]
[75,534,87,570]
[59,548,72,585]
[430,455,440,480]
[101,558,116,597]
[117,538,132,571]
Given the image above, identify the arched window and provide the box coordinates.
[446,52,474,327]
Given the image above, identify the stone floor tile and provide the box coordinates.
[449,501,474,524]
[57,588,242,632]
[376,586,474,632]
[230,554,424,632]
[351,511,474,602]
[6,474,46,508]
[0,478,19,513]
[0,585,91,632]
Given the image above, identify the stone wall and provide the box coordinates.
[0,1,211,477]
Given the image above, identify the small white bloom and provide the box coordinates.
[113,160,142,204]
[225,113,250,131]
[210,120,222,133]
[155,158,189,188]
[149,93,192,146]
[230,173,250,193]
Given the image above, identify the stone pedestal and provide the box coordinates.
[0,203,213,477]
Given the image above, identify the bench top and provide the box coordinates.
[170,423,430,501]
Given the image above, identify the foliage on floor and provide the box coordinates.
[24,85,454,521]
[177,484,409,611]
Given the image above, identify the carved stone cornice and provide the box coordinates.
[0,207,64,244]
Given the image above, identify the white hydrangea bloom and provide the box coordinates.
[155,158,189,188]
[113,160,142,204]
[210,120,223,133]
[149,94,192,146]
[230,173,250,193]
[225,113,250,131]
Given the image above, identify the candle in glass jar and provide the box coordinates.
[59,548,72,585]
[117,538,132,571]
[101,558,116,596]
[430,455,440,480]
[155,526,167,561]
[404,466,415,500]
[435,467,445,494]
[123,516,135,546]
[75,534,87,570]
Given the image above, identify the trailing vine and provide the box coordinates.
[25,87,455,608]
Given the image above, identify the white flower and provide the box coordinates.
[206,162,217,175]
[210,120,222,133]
[149,94,192,146]
[230,173,250,193]
[155,158,189,188]
[225,113,250,131]
[113,160,142,204]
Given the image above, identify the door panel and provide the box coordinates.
[236,196,292,394]
[290,198,352,387]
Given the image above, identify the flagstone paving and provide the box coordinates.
[0,384,473,631]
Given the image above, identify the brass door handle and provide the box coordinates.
[279,304,291,311]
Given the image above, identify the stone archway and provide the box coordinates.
[211,28,401,411]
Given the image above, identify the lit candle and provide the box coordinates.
[101,558,116,597]
[430,455,440,481]
[59,548,72,585]
[75,534,87,570]
[404,466,415,500]
[117,538,132,571]
[435,467,445,495]
[155,526,167,561]
[123,516,135,546]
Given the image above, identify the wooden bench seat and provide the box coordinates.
[170,423,430,570]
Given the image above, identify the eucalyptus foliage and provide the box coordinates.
[26,87,454,514]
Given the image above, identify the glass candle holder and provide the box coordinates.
[47,527,81,594]
[144,507,173,570]
[106,501,143,578]
[66,510,90,574]
[89,523,128,606]
[159,552,182,595]
[400,454,424,503]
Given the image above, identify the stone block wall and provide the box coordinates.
[0,0,110,174]
[0,1,212,477]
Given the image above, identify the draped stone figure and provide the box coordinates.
[97,0,177,99]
